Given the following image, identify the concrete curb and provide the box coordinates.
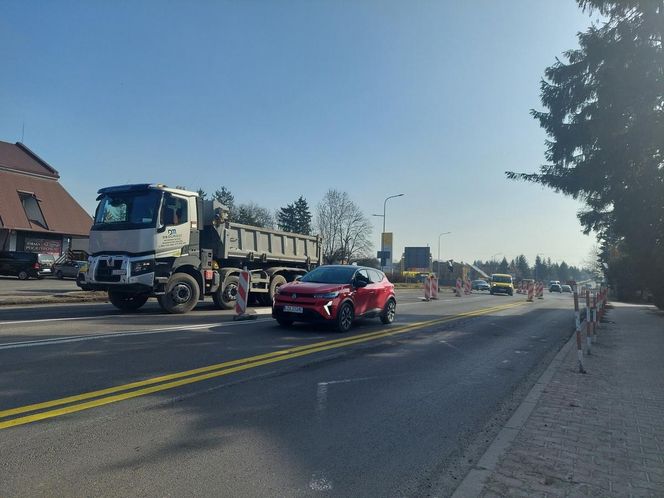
[450,329,577,498]
[0,292,108,307]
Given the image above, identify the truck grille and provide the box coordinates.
[95,259,123,282]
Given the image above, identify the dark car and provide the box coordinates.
[471,279,490,291]
[272,265,397,332]
[0,251,54,280]
[54,260,87,279]
[549,283,562,293]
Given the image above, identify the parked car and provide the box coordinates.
[53,260,87,279]
[0,251,54,280]
[549,283,562,293]
[561,284,572,293]
[272,265,396,332]
[471,279,490,291]
[490,273,514,296]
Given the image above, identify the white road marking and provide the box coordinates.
[0,308,273,326]
[0,319,272,350]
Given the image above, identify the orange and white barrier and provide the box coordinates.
[233,271,256,321]
[464,278,472,295]
[526,282,534,302]
[423,275,439,300]
[537,282,544,299]
[455,278,462,297]
[573,287,586,373]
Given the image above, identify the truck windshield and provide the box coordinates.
[492,275,512,284]
[93,190,162,230]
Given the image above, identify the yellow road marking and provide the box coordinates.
[0,301,525,430]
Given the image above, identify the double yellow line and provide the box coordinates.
[0,301,525,430]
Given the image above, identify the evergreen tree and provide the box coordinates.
[498,257,509,274]
[507,1,664,307]
[213,187,235,210]
[293,196,312,235]
[278,196,312,234]
[196,188,207,200]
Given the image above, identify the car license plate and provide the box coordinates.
[283,305,303,313]
[42,269,51,273]
[112,269,125,275]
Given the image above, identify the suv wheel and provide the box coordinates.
[17,270,29,280]
[380,298,396,324]
[336,302,354,333]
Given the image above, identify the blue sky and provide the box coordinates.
[0,0,598,267]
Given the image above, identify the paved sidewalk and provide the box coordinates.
[475,302,664,497]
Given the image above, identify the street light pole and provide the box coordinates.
[373,193,404,272]
[437,231,451,276]
[535,253,545,282]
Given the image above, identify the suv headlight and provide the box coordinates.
[131,260,155,275]
[313,291,340,299]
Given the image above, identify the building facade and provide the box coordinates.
[0,141,92,255]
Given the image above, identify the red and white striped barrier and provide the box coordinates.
[455,278,462,297]
[537,282,544,299]
[526,282,534,302]
[423,275,438,300]
[573,287,586,373]
[464,278,472,295]
[585,289,592,354]
[233,270,256,321]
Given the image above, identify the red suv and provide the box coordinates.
[272,265,397,332]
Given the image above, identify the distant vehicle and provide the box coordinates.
[471,279,490,291]
[54,260,87,279]
[272,265,396,332]
[490,273,514,296]
[549,283,562,293]
[548,280,561,287]
[561,284,572,293]
[0,251,54,280]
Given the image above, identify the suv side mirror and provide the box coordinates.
[354,278,368,288]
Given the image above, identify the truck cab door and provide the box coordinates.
[156,193,192,257]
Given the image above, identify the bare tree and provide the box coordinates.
[316,189,373,264]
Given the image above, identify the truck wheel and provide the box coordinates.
[17,270,29,280]
[158,273,199,314]
[108,291,149,312]
[267,275,287,305]
[213,275,239,310]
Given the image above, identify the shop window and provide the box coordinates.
[18,191,48,229]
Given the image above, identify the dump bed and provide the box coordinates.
[221,222,321,265]
[200,222,320,266]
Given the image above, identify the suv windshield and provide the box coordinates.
[301,266,357,284]
[93,190,162,230]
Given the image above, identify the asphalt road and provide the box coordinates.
[0,289,576,497]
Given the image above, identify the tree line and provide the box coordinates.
[473,255,586,283]
[196,187,373,264]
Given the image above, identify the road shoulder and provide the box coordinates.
[453,302,664,497]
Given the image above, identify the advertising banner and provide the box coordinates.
[381,232,393,269]
[24,237,62,255]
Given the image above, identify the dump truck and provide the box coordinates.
[78,184,321,313]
